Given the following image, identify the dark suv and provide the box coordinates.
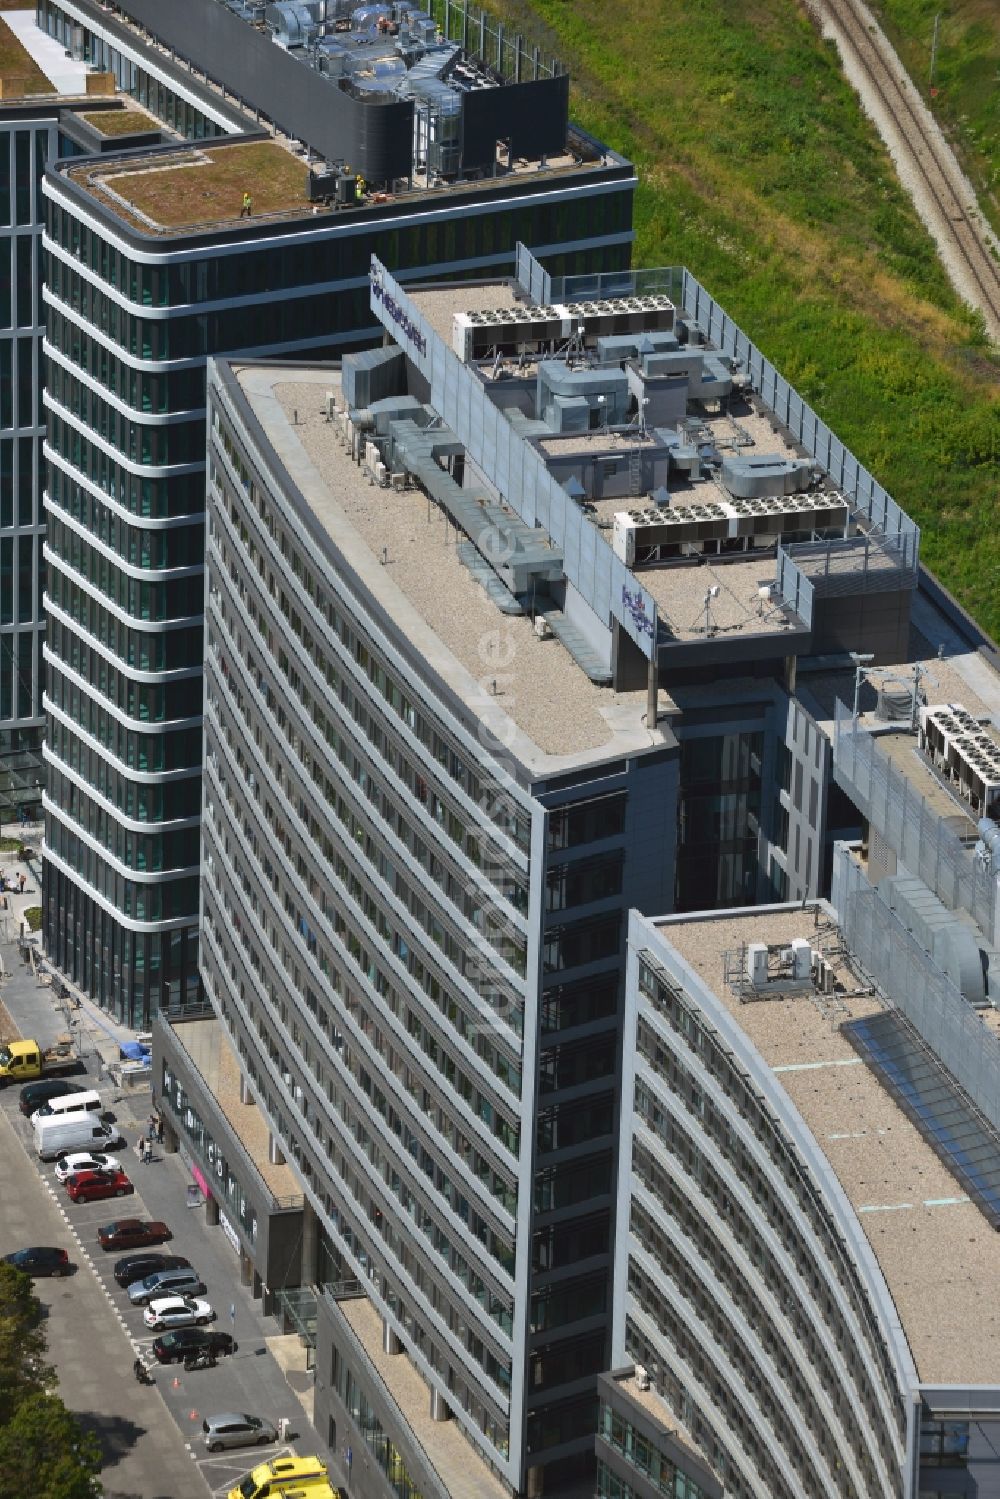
[151,1328,238,1364]
[18,1080,87,1117]
[113,1252,190,1289]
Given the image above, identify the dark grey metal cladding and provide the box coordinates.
[69,0,412,181]
[460,74,569,172]
[343,87,414,186]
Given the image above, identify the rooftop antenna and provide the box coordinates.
[693,583,721,637]
[911,660,940,732]
[756,582,775,619]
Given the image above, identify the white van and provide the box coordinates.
[30,1088,103,1125]
[34,1115,123,1162]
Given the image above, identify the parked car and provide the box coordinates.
[54,1151,122,1184]
[114,1252,190,1289]
[2,1246,71,1278]
[128,1267,205,1306]
[98,1219,171,1251]
[143,1295,214,1330]
[19,1079,88,1117]
[151,1327,237,1364]
[202,1413,279,1453]
[30,1088,102,1125]
[35,1118,123,1163]
[64,1168,133,1203]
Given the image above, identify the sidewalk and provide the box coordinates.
[0,818,43,951]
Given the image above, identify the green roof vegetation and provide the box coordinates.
[0,13,54,93]
[474,0,1000,639]
[81,108,158,136]
[95,140,312,228]
[871,0,1000,239]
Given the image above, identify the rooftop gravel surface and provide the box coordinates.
[660,904,1000,1383]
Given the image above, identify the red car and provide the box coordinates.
[98,1219,171,1251]
[65,1168,134,1203]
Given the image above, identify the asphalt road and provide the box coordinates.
[0,1074,316,1498]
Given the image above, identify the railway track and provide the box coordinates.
[812,0,1000,339]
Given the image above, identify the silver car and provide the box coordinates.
[127,1266,204,1305]
[201,1412,279,1452]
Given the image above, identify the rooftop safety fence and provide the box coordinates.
[832,701,998,943]
[834,844,1000,1134]
[549,266,921,579]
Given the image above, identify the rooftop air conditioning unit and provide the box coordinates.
[746,943,768,987]
[791,937,812,981]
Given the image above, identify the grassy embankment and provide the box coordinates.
[485,0,1000,637]
[869,0,1000,240]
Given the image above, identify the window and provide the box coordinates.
[548,792,626,850]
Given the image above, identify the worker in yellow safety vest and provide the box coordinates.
[355,175,365,203]
[240,191,253,218]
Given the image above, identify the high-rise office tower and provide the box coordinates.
[0,8,113,830]
[36,0,636,1023]
[153,255,923,1497]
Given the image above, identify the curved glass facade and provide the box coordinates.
[619,947,911,1499]
[1,116,51,816]
[202,378,531,1474]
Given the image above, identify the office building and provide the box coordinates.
[612,885,1000,1499]
[161,250,931,1497]
[607,546,1000,1499]
[0,6,163,826]
[37,0,636,1023]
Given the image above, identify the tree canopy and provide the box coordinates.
[0,1394,102,1499]
[0,1262,53,1425]
[0,1265,102,1498]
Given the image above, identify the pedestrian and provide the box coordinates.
[156,1115,164,1145]
[147,1114,156,1143]
[240,190,252,218]
[140,1137,149,1164]
[18,872,25,893]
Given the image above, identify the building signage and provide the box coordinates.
[370,263,427,357]
[190,1161,211,1200]
[219,1211,241,1258]
[621,583,654,639]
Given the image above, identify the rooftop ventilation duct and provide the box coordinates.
[266,1,319,45]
